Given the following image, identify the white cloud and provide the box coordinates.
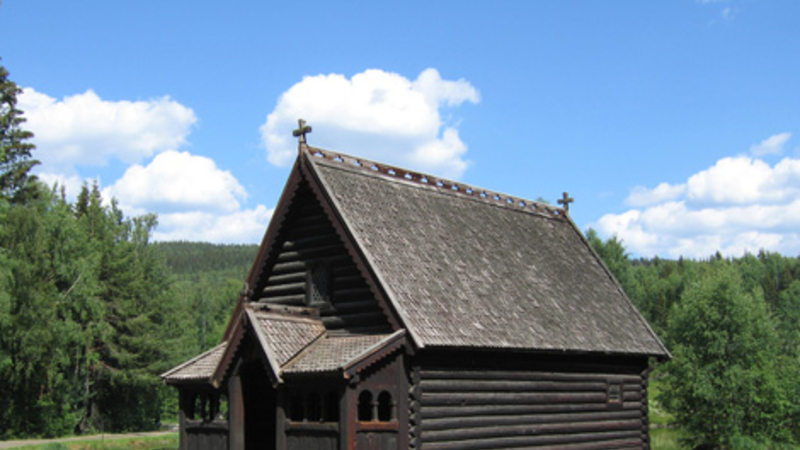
[593,135,800,258]
[750,132,791,156]
[17,86,272,245]
[103,150,247,214]
[18,88,196,172]
[260,68,479,179]
[686,156,800,204]
[626,182,686,207]
[152,205,274,244]
[36,172,87,201]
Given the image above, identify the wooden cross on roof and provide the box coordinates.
[558,192,574,213]
[293,119,312,145]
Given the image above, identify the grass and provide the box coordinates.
[648,375,686,450]
[651,428,684,450]
[8,434,178,450]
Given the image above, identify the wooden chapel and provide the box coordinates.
[162,121,670,450]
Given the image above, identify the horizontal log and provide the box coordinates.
[422,419,642,443]
[623,391,642,402]
[266,271,307,286]
[333,287,373,302]
[289,213,328,227]
[271,261,307,276]
[283,224,332,240]
[288,200,321,213]
[276,244,344,263]
[421,391,608,406]
[420,369,641,384]
[282,234,340,251]
[502,439,642,450]
[420,402,641,419]
[260,294,305,306]
[422,430,642,450]
[422,410,642,432]
[329,300,379,314]
[262,282,305,297]
[321,311,386,329]
[421,379,608,393]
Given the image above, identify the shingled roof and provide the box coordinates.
[163,303,407,387]
[301,146,669,358]
[162,342,227,385]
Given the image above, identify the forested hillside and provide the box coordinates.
[157,242,258,275]
[156,242,257,350]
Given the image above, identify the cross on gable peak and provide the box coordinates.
[558,191,574,213]
[293,119,312,146]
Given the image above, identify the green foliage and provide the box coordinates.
[661,266,791,447]
[0,62,39,203]
[156,242,256,350]
[0,184,195,438]
[587,231,800,447]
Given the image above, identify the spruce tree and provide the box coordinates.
[0,63,39,204]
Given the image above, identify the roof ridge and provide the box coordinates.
[305,146,567,220]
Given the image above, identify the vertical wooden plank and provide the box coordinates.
[342,381,357,450]
[228,375,244,450]
[276,388,286,450]
[396,356,409,450]
[178,389,188,450]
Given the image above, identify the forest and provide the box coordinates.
[2,64,799,449]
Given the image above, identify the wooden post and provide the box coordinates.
[228,375,244,450]
[178,389,189,450]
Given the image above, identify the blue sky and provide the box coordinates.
[2,1,799,258]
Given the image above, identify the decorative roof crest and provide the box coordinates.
[304,146,568,220]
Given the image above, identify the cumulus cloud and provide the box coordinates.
[103,150,247,214]
[17,85,270,244]
[750,132,791,156]
[18,88,196,172]
[626,182,686,207]
[37,172,87,201]
[152,205,274,244]
[260,68,479,179]
[594,134,800,258]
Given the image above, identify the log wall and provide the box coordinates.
[412,355,650,450]
[256,182,391,334]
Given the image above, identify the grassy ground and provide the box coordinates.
[649,376,685,450]
[5,434,178,450]
[651,428,683,450]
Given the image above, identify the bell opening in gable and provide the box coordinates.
[308,262,332,309]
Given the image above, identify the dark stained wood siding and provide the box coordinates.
[255,181,391,334]
[413,354,650,450]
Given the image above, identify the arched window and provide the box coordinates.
[358,390,373,421]
[377,391,393,422]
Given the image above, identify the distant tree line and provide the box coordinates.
[587,230,800,449]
